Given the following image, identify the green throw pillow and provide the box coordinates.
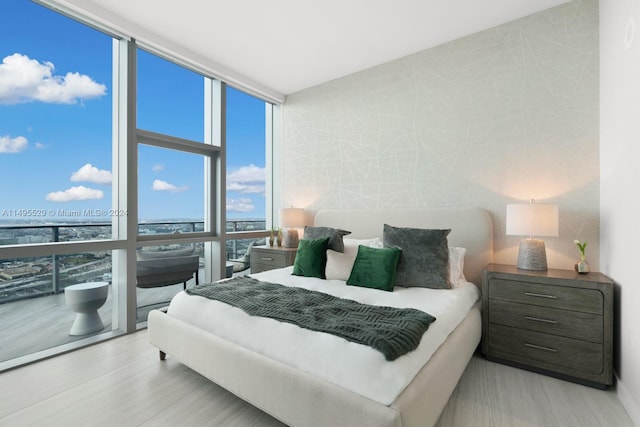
[346,245,402,292]
[292,237,330,279]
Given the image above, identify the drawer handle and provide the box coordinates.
[524,292,557,299]
[524,316,558,324]
[260,257,274,261]
[524,343,557,353]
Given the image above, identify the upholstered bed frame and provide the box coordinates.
[148,207,493,427]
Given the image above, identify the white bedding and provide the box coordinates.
[167,266,480,405]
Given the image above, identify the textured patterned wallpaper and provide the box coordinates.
[281,0,599,270]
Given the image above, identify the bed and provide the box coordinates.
[148,207,493,427]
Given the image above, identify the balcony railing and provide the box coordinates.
[0,219,265,304]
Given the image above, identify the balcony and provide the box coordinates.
[0,276,188,364]
[0,220,265,367]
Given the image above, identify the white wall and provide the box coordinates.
[282,0,599,270]
[600,0,640,424]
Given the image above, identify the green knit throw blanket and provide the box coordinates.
[186,276,436,361]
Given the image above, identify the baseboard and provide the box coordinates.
[616,375,640,426]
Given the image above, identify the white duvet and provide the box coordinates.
[167,267,480,405]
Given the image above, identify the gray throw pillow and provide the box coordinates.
[383,224,451,289]
[303,226,351,252]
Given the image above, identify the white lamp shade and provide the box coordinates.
[506,203,559,237]
[280,208,305,248]
[279,208,305,228]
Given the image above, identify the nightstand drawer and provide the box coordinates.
[253,250,288,266]
[489,300,603,343]
[250,246,297,274]
[489,278,603,314]
[488,324,603,374]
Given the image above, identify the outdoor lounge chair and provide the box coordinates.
[136,255,199,290]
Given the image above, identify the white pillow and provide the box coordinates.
[327,238,383,280]
[343,237,383,254]
[448,246,467,287]
[325,249,357,281]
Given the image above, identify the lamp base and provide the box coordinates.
[516,239,548,271]
[281,229,299,248]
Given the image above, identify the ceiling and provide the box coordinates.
[48,0,570,102]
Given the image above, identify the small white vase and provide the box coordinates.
[575,258,590,274]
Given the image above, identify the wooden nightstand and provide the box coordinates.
[481,263,614,388]
[250,245,297,274]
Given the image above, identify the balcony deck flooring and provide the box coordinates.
[0,274,199,364]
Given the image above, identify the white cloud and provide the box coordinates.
[152,179,188,192]
[152,163,164,172]
[0,135,28,153]
[227,164,265,194]
[34,142,45,149]
[70,163,112,185]
[227,182,265,193]
[0,53,106,105]
[228,164,265,182]
[46,186,104,202]
[227,197,255,213]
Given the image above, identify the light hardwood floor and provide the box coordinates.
[0,330,633,427]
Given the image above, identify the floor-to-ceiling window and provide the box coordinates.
[134,49,212,315]
[0,0,276,369]
[225,87,271,272]
[0,0,117,365]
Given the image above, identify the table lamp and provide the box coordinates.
[506,201,559,271]
[280,207,305,248]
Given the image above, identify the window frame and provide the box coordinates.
[136,128,219,243]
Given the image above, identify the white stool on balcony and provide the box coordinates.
[65,281,109,336]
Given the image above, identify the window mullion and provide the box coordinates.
[112,38,138,333]
[203,78,225,283]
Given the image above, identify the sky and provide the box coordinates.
[0,0,266,223]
